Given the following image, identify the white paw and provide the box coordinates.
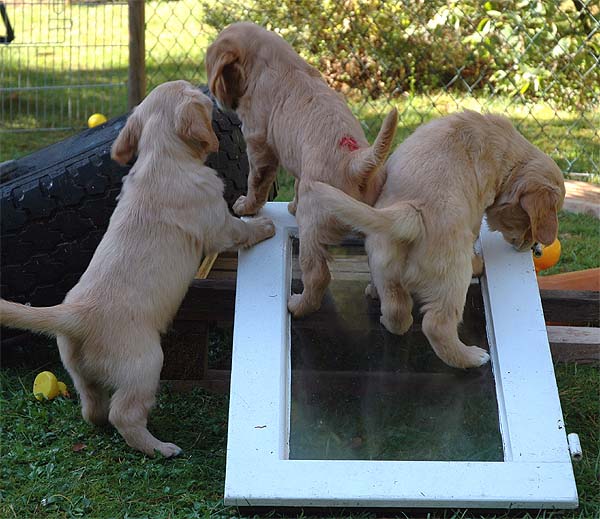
[461,346,491,369]
[155,442,183,458]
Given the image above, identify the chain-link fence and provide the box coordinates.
[2,0,598,178]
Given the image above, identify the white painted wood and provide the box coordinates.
[479,221,573,464]
[226,203,578,509]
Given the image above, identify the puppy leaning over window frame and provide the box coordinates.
[0,80,275,456]
[313,111,565,369]
[205,22,398,318]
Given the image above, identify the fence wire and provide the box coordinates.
[1,0,598,177]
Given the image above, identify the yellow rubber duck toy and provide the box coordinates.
[33,371,70,400]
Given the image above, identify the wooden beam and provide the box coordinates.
[540,289,599,327]
[548,326,600,364]
[128,0,145,109]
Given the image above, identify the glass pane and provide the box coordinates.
[289,238,503,461]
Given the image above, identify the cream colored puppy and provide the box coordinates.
[0,80,275,456]
[314,111,565,369]
[206,22,398,318]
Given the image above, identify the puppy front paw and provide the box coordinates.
[233,195,259,216]
[250,216,275,242]
[287,200,297,216]
[288,293,320,318]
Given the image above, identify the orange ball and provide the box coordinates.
[533,238,561,272]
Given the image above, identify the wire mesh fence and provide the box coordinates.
[1,0,598,178]
[0,0,129,157]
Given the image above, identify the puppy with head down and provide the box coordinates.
[206,22,398,317]
[314,111,565,369]
[0,80,275,456]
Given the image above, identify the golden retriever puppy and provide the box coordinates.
[313,111,565,369]
[205,22,398,317]
[0,80,275,456]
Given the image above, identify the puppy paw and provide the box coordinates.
[471,254,484,277]
[287,200,297,216]
[251,216,276,242]
[365,283,379,299]
[288,293,320,318]
[233,195,258,216]
[154,442,183,458]
[380,314,412,335]
[455,346,490,369]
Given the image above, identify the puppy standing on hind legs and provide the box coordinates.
[0,80,275,457]
[313,111,565,369]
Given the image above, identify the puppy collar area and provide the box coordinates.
[339,135,359,151]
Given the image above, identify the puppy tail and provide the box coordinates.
[0,299,83,338]
[349,108,398,182]
[312,182,422,242]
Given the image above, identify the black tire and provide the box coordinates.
[1,86,249,309]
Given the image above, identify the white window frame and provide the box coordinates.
[225,202,578,509]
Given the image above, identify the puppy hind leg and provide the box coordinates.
[420,276,490,369]
[76,377,110,426]
[57,335,110,426]
[233,140,278,216]
[288,225,331,318]
[108,340,181,457]
[379,282,414,335]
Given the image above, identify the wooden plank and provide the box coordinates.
[128,0,145,109]
[537,268,600,291]
[548,326,600,364]
[161,321,208,380]
[175,278,236,322]
[540,289,599,326]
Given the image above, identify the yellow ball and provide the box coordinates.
[33,371,60,401]
[533,238,561,272]
[88,113,107,128]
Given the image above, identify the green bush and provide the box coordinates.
[203,0,599,109]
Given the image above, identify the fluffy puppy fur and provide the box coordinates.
[0,80,275,456]
[205,22,398,317]
[313,111,565,369]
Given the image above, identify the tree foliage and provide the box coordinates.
[204,0,599,109]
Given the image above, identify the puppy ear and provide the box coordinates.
[207,46,244,109]
[175,97,219,154]
[111,113,142,165]
[520,189,559,245]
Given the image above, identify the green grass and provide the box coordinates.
[541,211,600,276]
[1,363,598,518]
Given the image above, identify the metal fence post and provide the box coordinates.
[128,0,145,109]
